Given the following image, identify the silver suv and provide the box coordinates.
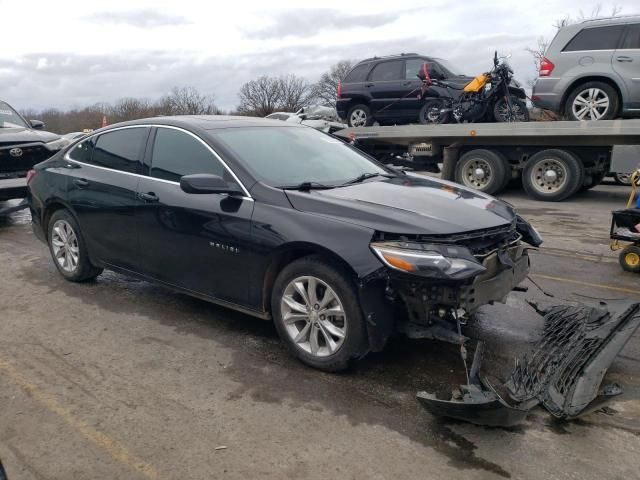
[532,16,640,120]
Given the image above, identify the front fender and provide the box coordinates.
[508,86,527,99]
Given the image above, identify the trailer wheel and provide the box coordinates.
[522,149,584,201]
[619,245,640,273]
[455,149,508,195]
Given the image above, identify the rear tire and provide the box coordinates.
[347,104,373,127]
[613,172,640,186]
[271,255,367,372]
[455,149,509,195]
[48,209,103,282]
[418,99,451,124]
[565,81,618,121]
[619,245,640,273]
[494,98,529,122]
[522,149,584,201]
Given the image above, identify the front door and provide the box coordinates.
[135,126,254,305]
[614,23,640,112]
[66,127,149,270]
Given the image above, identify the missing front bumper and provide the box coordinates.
[417,300,640,426]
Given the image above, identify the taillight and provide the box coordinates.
[26,169,37,184]
[539,57,554,77]
[336,82,342,100]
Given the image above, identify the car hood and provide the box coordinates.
[0,126,60,144]
[285,174,516,235]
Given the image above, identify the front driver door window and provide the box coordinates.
[135,127,254,304]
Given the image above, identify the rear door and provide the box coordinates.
[66,126,149,270]
[366,60,409,119]
[561,23,625,80]
[613,23,640,111]
[134,126,254,305]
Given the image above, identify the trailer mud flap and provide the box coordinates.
[417,300,640,426]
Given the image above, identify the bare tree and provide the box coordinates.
[237,76,283,116]
[277,74,314,112]
[110,97,153,122]
[158,86,219,115]
[313,60,355,106]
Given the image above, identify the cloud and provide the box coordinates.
[84,9,191,28]
[247,8,410,39]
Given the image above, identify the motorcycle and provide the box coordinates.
[417,51,529,124]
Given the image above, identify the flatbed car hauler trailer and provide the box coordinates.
[335,119,640,201]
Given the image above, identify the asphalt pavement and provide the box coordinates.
[1,181,639,480]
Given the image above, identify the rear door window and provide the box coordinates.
[150,127,226,183]
[343,64,371,83]
[68,137,95,163]
[620,23,640,49]
[369,60,403,81]
[563,25,626,51]
[91,128,148,174]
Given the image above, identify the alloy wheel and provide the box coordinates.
[572,88,610,120]
[349,109,368,127]
[529,158,568,194]
[280,275,347,358]
[51,219,80,273]
[462,158,492,190]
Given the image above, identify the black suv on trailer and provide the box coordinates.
[336,53,471,127]
[0,100,68,202]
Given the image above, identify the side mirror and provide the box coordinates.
[30,119,45,130]
[180,174,244,196]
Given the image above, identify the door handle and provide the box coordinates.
[616,56,633,62]
[137,192,159,202]
[73,178,89,187]
[403,81,412,86]
[365,83,374,87]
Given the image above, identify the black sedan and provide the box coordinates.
[27,116,541,371]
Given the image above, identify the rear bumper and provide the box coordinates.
[0,176,27,201]
[532,78,563,112]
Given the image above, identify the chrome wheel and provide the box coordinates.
[461,157,492,189]
[349,109,368,127]
[495,99,527,122]
[572,88,610,120]
[280,276,347,358]
[529,158,568,194]
[51,219,79,273]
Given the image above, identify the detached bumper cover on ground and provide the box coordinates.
[417,300,640,426]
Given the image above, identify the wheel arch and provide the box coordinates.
[261,241,359,314]
[560,76,623,116]
[42,198,77,240]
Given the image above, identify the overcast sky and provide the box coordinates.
[2,0,639,111]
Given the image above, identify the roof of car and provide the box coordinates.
[356,53,432,64]
[99,115,296,132]
[579,14,640,26]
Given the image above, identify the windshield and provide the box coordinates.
[0,101,29,128]
[433,58,465,77]
[213,126,389,188]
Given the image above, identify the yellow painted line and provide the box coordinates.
[0,359,158,479]
[531,273,640,296]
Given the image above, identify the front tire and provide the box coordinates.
[347,104,373,127]
[271,255,367,372]
[455,149,509,195]
[48,209,103,282]
[494,97,529,122]
[522,149,584,201]
[565,82,618,121]
[619,245,640,273]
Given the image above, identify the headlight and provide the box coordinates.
[45,137,70,151]
[370,241,486,280]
